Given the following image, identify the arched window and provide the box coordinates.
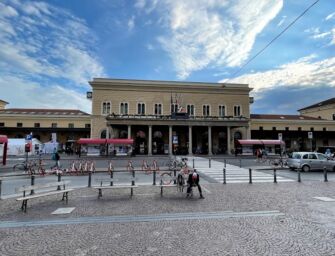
[100,129,107,139]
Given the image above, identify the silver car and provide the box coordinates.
[287,152,335,172]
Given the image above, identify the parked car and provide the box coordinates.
[287,152,335,172]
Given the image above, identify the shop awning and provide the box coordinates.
[77,138,106,144]
[238,139,285,146]
[238,140,263,145]
[106,139,134,145]
[0,135,8,144]
[261,140,285,145]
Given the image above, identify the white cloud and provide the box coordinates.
[128,15,135,31]
[0,0,104,88]
[277,15,286,27]
[146,43,154,50]
[137,0,283,79]
[325,12,335,21]
[222,55,335,97]
[0,75,91,113]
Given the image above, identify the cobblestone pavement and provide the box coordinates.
[0,181,335,255]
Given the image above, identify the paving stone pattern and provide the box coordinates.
[0,181,335,255]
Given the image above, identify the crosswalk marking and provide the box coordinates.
[177,156,294,184]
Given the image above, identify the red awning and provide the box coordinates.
[0,135,8,144]
[238,140,263,145]
[106,139,134,145]
[77,138,106,144]
[261,140,285,145]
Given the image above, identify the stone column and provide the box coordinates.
[169,125,172,155]
[127,125,131,139]
[148,125,152,156]
[208,126,212,155]
[227,126,231,155]
[188,126,193,155]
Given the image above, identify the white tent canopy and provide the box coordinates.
[7,138,43,156]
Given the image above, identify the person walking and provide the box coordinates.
[55,151,60,168]
[186,169,204,199]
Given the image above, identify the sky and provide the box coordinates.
[0,0,334,114]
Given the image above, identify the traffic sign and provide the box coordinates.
[26,134,32,140]
[278,133,282,140]
[308,132,313,139]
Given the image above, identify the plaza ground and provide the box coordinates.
[0,156,335,255]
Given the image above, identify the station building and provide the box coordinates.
[1,78,335,156]
[89,78,252,155]
[0,100,90,149]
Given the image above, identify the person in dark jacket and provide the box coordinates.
[186,169,204,199]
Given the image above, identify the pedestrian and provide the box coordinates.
[55,151,60,168]
[186,169,204,199]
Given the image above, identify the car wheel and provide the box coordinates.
[302,165,310,172]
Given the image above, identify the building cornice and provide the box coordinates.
[89,78,252,94]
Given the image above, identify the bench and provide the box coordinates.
[16,181,73,212]
[92,178,138,199]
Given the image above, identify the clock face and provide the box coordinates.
[86,92,92,98]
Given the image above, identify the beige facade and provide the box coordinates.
[0,108,91,145]
[299,100,335,121]
[89,78,252,155]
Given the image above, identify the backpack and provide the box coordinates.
[192,172,198,182]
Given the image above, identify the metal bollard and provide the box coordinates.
[57,173,62,190]
[273,168,277,183]
[131,170,135,196]
[0,179,2,199]
[174,169,177,184]
[30,175,35,195]
[132,170,135,186]
[110,171,113,186]
[88,172,92,188]
[323,167,328,182]
[209,158,211,168]
[193,158,195,168]
[223,168,226,184]
[153,170,156,185]
[249,168,252,184]
[298,168,301,182]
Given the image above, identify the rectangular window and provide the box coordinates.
[333,114,335,120]
[137,103,145,115]
[120,102,128,115]
[310,127,314,131]
[85,123,91,128]
[272,127,276,131]
[259,126,263,131]
[68,123,74,128]
[34,123,40,128]
[154,103,162,115]
[202,105,210,116]
[17,123,23,128]
[187,104,194,116]
[171,103,178,113]
[0,122,4,127]
[219,105,225,117]
[285,127,289,131]
[102,102,111,115]
[51,123,57,128]
[234,105,241,116]
[323,127,327,132]
[298,127,302,131]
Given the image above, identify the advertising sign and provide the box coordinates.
[172,135,178,144]
[308,132,313,139]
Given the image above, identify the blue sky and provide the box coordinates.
[0,0,334,114]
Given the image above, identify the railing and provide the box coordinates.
[106,114,249,121]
